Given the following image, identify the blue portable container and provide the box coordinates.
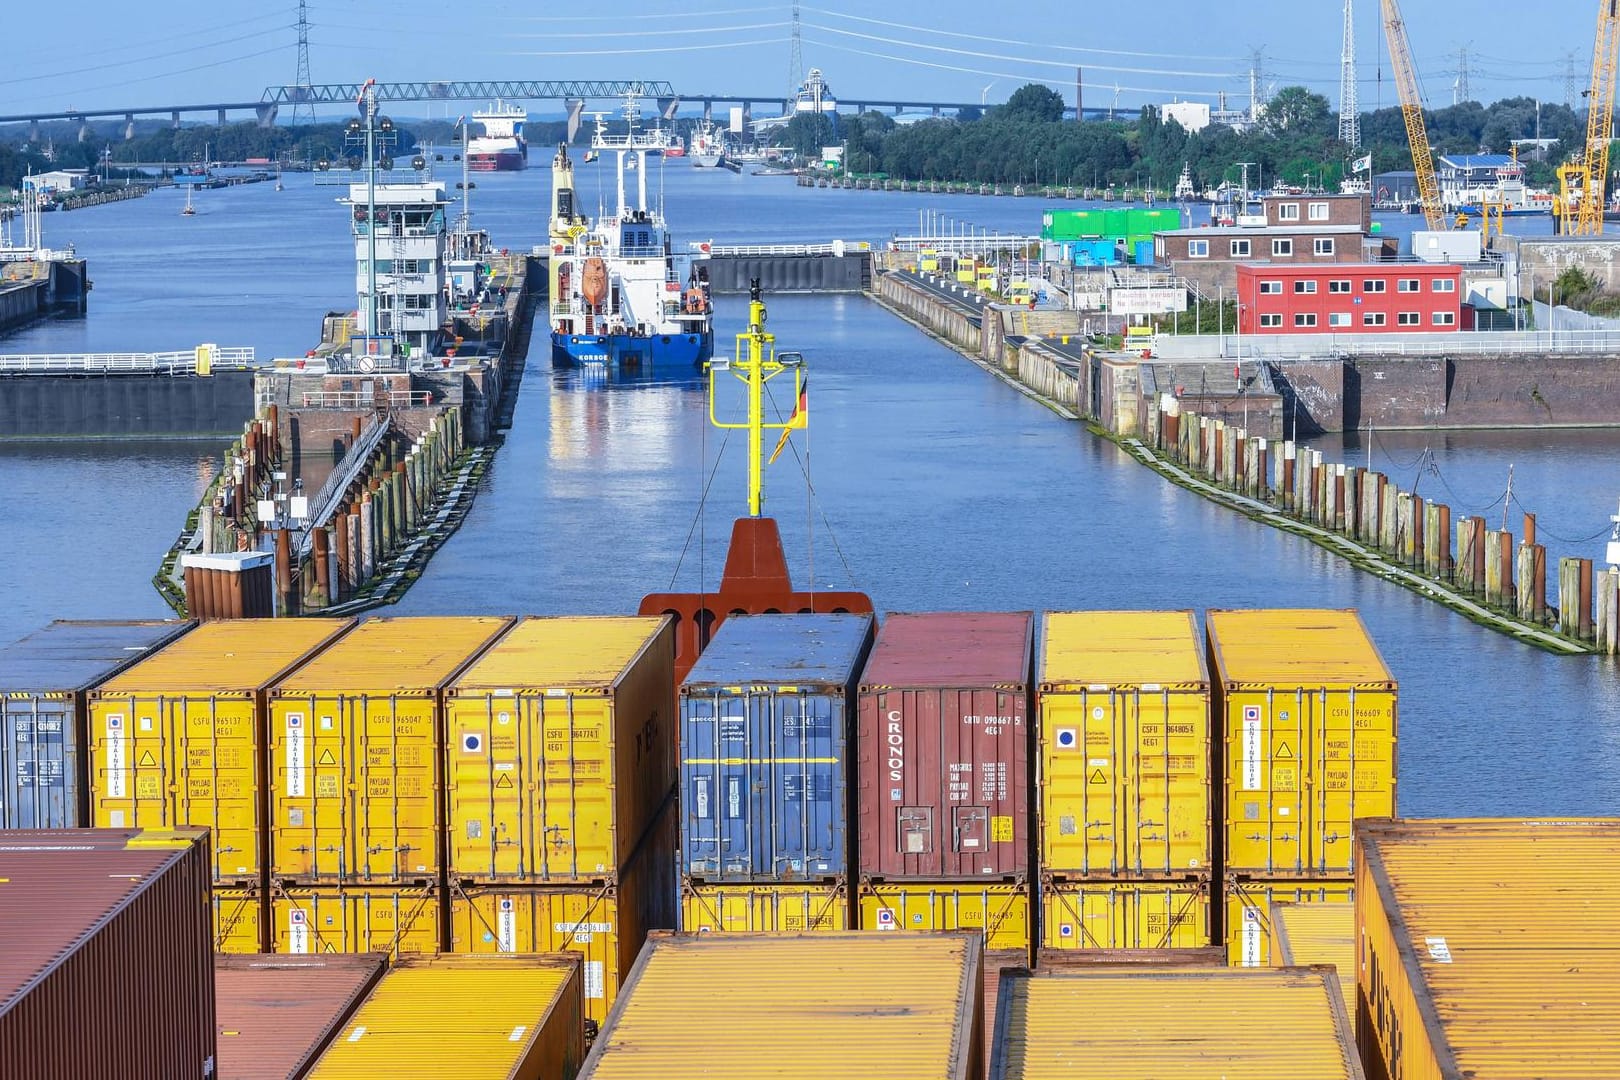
[1134,239,1156,266]
[679,613,874,883]
[1072,239,1117,267]
[0,619,192,829]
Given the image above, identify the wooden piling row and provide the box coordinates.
[1155,409,1596,646]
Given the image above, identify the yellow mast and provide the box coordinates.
[708,281,805,517]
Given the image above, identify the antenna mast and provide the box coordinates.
[1339,0,1361,148]
[294,1,315,126]
[788,1,804,95]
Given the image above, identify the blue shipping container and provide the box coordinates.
[0,620,192,829]
[1134,239,1156,266]
[679,613,874,883]
[1072,240,1117,267]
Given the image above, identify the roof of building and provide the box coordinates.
[1158,224,1367,239]
[1437,154,1514,170]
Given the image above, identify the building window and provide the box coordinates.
[1398,312,1421,326]
[1329,279,1352,293]
[1259,280,1283,294]
[1314,238,1335,256]
[1364,312,1387,326]
[1295,312,1318,327]
[1433,311,1457,326]
[1329,312,1352,327]
[1278,203,1301,221]
[1398,278,1422,292]
[1364,279,1387,293]
[1294,279,1318,294]
[1230,238,1251,257]
[1272,238,1294,256]
[1309,202,1331,221]
[1433,278,1456,293]
[1188,239,1209,257]
[1260,313,1284,327]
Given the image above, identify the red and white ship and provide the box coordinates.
[466,102,527,172]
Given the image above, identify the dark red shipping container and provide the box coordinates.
[0,828,216,1080]
[215,954,388,1080]
[857,612,1034,882]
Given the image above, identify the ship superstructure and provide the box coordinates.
[466,101,527,171]
[546,90,713,369]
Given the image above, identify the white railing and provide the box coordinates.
[890,235,1041,253]
[692,241,871,257]
[300,390,434,408]
[0,347,255,375]
[295,416,389,561]
[1151,329,1620,361]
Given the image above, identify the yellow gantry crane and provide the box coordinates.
[1381,0,1447,231]
[1557,0,1620,236]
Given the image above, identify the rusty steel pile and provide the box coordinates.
[1,609,1616,1077]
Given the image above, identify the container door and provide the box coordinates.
[532,691,618,880]
[445,693,532,882]
[3,696,76,829]
[1132,688,1211,876]
[182,696,261,884]
[1039,690,1122,877]
[1312,687,1397,876]
[771,690,844,880]
[1225,689,1308,876]
[271,697,343,881]
[355,695,439,882]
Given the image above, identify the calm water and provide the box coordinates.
[3,163,1618,817]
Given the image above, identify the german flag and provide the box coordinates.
[769,378,808,464]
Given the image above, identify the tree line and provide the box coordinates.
[776,83,1587,192]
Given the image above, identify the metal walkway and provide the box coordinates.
[0,347,255,376]
[295,416,390,561]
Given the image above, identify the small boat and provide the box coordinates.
[181,185,195,216]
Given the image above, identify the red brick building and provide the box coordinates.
[1235,264,1467,334]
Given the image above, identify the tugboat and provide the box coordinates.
[546,90,714,369]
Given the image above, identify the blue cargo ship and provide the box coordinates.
[546,90,714,369]
[678,613,874,883]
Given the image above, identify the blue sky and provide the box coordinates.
[0,1,1596,118]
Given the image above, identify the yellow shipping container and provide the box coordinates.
[1272,900,1357,1029]
[88,619,354,884]
[271,884,443,958]
[1039,878,1211,951]
[446,797,675,1025]
[1038,612,1211,878]
[307,954,585,1080]
[214,886,267,953]
[680,880,851,933]
[444,616,675,884]
[266,617,511,885]
[580,931,984,1079]
[858,881,1030,953]
[1223,879,1353,967]
[1206,610,1397,878]
[1356,818,1620,1080]
[990,966,1363,1079]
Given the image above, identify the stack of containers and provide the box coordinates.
[1355,818,1620,1078]
[0,828,216,1078]
[1205,609,1398,965]
[678,613,874,934]
[581,931,984,1080]
[305,955,586,1078]
[989,966,1363,1079]
[264,616,515,957]
[441,615,677,1028]
[214,954,388,1080]
[87,618,355,953]
[0,619,192,830]
[1036,612,1213,954]
[854,612,1034,971]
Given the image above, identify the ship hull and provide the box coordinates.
[691,154,725,169]
[551,329,713,369]
[468,149,526,172]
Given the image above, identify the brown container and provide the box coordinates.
[857,612,1034,882]
[0,828,215,1080]
[981,950,1030,1080]
[215,954,388,1080]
